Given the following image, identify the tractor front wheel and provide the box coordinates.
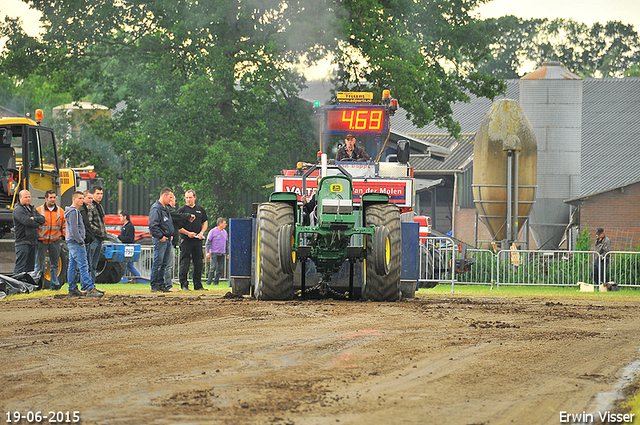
[373,226,390,276]
[279,223,296,275]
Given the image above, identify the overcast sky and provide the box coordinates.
[3,0,640,38]
[475,0,640,28]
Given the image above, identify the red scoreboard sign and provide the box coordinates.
[325,107,388,134]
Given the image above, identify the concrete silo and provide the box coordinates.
[520,62,582,250]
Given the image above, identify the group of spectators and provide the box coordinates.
[12,186,230,296]
[12,187,108,297]
[148,187,228,293]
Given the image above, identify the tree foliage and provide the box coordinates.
[479,16,640,78]
[1,0,505,216]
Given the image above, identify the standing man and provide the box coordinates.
[593,228,612,285]
[205,218,229,286]
[13,190,45,274]
[163,193,194,291]
[87,186,108,282]
[35,190,66,290]
[80,191,95,260]
[149,187,175,293]
[177,190,208,291]
[65,191,103,297]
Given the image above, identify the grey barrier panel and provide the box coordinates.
[603,252,640,288]
[494,250,598,287]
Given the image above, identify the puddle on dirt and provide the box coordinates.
[583,348,640,424]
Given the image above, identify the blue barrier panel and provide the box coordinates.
[102,243,141,263]
[229,218,252,294]
[401,222,419,296]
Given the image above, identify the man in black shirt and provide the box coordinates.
[177,190,208,290]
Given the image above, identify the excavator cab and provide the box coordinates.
[0,113,60,234]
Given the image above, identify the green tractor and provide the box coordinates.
[254,167,402,301]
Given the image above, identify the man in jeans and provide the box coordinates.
[65,191,103,298]
[149,187,175,293]
[35,190,66,290]
[205,218,229,286]
[163,193,194,291]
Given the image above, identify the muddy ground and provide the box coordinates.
[1,292,640,425]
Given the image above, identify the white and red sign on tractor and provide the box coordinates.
[274,175,414,210]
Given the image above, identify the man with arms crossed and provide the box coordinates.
[13,190,45,274]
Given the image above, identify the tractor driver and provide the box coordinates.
[336,133,371,162]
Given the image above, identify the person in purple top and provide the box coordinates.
[205,218,229,286]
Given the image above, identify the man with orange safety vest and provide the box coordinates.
[35,189,66,290]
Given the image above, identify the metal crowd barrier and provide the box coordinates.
[134,242,639,289]
[418,236,457,292]
[417,244,640,289]
[455,248,495,285]
[494,250,598,287]
[603,251,640,288]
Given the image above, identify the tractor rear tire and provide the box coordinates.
[279,223,296,275]
[43,243,69,289]
[255,202,294,300]
[362,204,401,301]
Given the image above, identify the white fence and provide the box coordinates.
[133,239,640,289]
[418,237,640,289]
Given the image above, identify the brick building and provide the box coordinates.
[567,181,640,251]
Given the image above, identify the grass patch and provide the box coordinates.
[417,283,640,302]
[1,281,233,301]
[5,280,640,302]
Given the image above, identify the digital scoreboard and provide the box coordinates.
[324,106,388,135]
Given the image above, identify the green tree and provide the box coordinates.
[476,16,546,78]
[1,0,505,217]
[532,19,640,77]
[475,16,640,78]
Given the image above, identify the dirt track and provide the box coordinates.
[1,292,640,425]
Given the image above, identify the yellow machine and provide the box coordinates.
[0,110,60,234]
[0,111,102,277]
